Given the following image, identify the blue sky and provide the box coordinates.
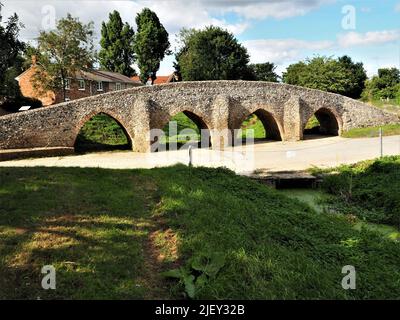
[3,0,400,77]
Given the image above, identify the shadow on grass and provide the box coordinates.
[74,135,131,154]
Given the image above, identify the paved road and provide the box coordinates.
[1,135,399,174]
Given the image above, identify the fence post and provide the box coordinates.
[188,145,193,167]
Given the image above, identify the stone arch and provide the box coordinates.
[235,108,283,141]
[303,107,342,136]
[73,110,134,150]
[154,109,212,149]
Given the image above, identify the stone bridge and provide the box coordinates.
[0,81,398,157]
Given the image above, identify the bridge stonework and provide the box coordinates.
[0,81,398,155]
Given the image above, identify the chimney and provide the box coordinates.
[31,55,37,66]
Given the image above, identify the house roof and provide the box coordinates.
[131,75,174,85]
[16,65,142,85]
[78,70,141,84]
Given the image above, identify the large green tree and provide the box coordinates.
[363,68,400,100]
[0,2,25,102]
[33,14,96,101]
[99,11,136,77]
[134,8,170,84]
[175,26,250,81]
[338,55,367,99]
[283,56,367,98]
[248,62,279,82]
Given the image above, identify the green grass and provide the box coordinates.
[277,188,328,213]
[364,97,400,109]
[1,165,400,299]
[304,115,320,130]
[311,156,400,228]
[75,113,130,152]
[342,123,400,138]
[162,112,200,144]
[240,114,266,139]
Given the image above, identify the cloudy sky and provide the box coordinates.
[2,0,400,77]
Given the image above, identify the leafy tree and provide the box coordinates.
[248,62,279,82]
[281,61,307,86]
[283,56,367,98]
[134,8,170,84]
[99,10,136,77]
[175,26,250,81]
[377,68,400,87]
[0,2,25,102]
[33,14,96,101]
[338,55,367,99]
[362,68,400,100]
[2,55,24,99]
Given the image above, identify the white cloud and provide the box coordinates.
[243,30,400,76]
[230,0,335,20]
[2,0,252,74]
[2,1,397,76]
[1,0,251,42]
[396,2,400,12]
[1,1,142,42]
[243,39,334,65]
[337,30,400,47]
[202,0,335,20]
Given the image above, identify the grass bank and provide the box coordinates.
[342,123,400,138]
[1,165,400,299]
[311,156,400,228]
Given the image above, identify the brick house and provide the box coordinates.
[15,57,143,106]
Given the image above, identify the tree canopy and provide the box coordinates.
[337,55,368,99]
[33,14,96,101]
[283,56,367,99]
[0,2,25,102]
[134,8,170,84]
[175,26,251,81]
[247,62,279,82]
[99,11,136,77]
[363,68,400,100]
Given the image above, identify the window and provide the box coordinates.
[116,83,122,91]
[97,81,103,92]
[78,79,85,91]
[64,78,70,90]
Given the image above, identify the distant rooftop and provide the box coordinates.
[131,74,176,85]
[79,70,142,84]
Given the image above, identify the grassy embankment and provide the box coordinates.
[341,99,400,138]
[310,156,400,229]
[1,158,400,299]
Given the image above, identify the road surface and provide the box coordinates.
[1,135,399,174]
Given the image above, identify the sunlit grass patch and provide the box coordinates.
[342,123,400,138]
